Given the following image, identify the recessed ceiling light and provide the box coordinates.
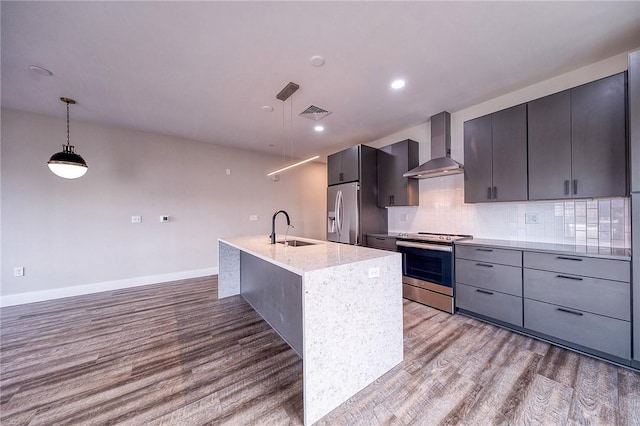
[391,79,405,89]
[262,105,274,112]
[310,55,325,67]
[314,125,324,132]
[29,65,53,76]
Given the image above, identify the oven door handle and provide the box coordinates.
[396,241,452,252]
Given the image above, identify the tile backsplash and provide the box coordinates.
[387,174,631,248]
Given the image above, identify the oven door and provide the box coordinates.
[396,241,453,287]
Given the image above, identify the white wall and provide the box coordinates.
[369,52,633,247]
[1,109,326,303]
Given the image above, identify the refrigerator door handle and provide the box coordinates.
[335,190,342,235]
[355,185,360,245]
[337,190,344,235]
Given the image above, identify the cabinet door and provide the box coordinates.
[491,104,528,201]
[377,140,418,207]
[571,73,627,198]
[464,115,493,203]
[327,151,342,186]
[339,145,360,184]
[528,91,572,200]
[328,145,360,185]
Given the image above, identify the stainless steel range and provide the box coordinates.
[396,232,472,313]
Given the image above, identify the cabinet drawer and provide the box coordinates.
[456,259,522,296]
[524,269,630,321]
[455,245,522,267]
[456,283,523,326]
[523,251,630,282]
[524,298,630,359]
[366,235,397,251]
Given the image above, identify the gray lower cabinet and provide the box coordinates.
[455,245,523,326]
[456,243,633,365]
[523,251,631,361]
[524,299,630,360]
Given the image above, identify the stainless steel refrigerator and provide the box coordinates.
[629,50,640,369]
[327,182,359,244]
[326,144,387,245]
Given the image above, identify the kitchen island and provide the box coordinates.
[218,235,403,425]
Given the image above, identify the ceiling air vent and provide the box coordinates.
[299,105,332,121]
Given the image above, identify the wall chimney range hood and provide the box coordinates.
[403,111,464,179]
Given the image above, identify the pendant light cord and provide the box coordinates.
[66,101,71,146]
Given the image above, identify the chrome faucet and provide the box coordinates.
[270,210,291,244]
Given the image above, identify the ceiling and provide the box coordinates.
[2,1,639,161]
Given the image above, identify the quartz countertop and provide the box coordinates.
[455,238,631,261]
[219,235,399,276]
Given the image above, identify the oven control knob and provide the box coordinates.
[446,236,451,240]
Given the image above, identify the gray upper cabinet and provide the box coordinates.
[571,72,627,198]
[464,104,528,203]
[528,90,572,200]
[377,140,419,207]
[328,145,360,186]
[528,73,627,200]
[463,115,493,203]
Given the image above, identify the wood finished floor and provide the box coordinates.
[1,276,639,425]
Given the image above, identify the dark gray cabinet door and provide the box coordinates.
[328,145,360,186]
[571,73,627,198]
[464,115,493,203]
[377,140,419,207]
[630,51,640,192]
[492,104,528,201]
[528,90,572,200]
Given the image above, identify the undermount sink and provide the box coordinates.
[277,240,317,247]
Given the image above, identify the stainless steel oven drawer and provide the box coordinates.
[456,283,523,326]
[366,235,397,251]
[455,259,522,296]
[455,245,522,267]
[523,251,630,282]
[524,298,630,359]
[403,284,453,313]
[524,268,630,321]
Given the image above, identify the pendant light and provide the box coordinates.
[266,82,318,177]
[47,97,88,179]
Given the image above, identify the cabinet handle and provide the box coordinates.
[564,180,570,196]
[487,187,492,200]
[339,172,344,182]
[557,274,583,281]
[375,237,385,241]
[557,307,583,316]
[572,179,578,195]
[475,263,494,268]
[492,186,497,199]
[476,248,493,252]
[476,289,494,295]
[556,256,582,262]
[389,195,394,205]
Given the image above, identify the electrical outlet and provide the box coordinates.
[368,267,380,278]
[160,216,170,222]
[400,213,408,222]
[249,215,258,221]
[131,215,142,223]
[14,267,24,277]
[525,213,540,224]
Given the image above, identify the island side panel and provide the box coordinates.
[218,241,240,298]
[240,251,304,356]
[302,254,403,425]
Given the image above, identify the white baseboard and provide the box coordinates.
[0,267,219,307]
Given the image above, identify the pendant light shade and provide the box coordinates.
[47,97,88,179]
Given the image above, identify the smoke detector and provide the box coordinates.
[299,105,332,121]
